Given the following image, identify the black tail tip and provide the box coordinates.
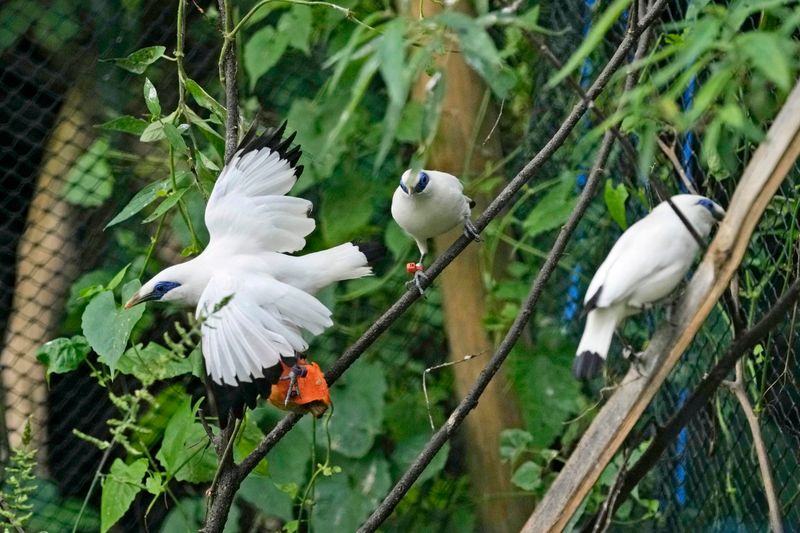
[210,363,283,428]
[355,240,386,265]
[573,351,604,380]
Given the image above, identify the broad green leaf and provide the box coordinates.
[163,122,188,153]
[142,187,189,223]
[36,336,91,382]
[116,343,194,386]
[106,263,131,291]
[161,497,241,533]
[100,458,148,533]
[396,101,424,142]
[143,78,161,116]
[604,180,629,230]
[185,78,226,122]
[548,0,632,88]
[139,121,165,142]
[686,65,735,124]
[511,461,543,491]
[499,428,534,464]
[437,12,515,98]
[104,45,166,74]
[279,5,312,54]
[244,25,289,90]
[315,454,391,530]
[738,32,795,91]
[105,178,171,228]
[82,280,143,371]
[97,115,148,135]
[316,360,386,458]
[156,397,216,482]
[63,138,114,208]
[522,177,577,237]
[233,416,269,477]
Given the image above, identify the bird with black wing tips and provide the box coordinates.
[391,168,480,294]
[574,194,726,380]
[125,122,381,426]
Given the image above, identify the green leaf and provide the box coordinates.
[391,435,449,485]
[106,263,131,292]
[315,454,391,530]
[244,25,289,90]
[97,115,148,135]
[603,180,629,230]
[142,187,189,223]
[185,78,226,122]
[499,428,533,464]
[36,336,91,382]
[161,497,241,533]
[437,12,515,98]
[279,5,312,54]
[81,280,144,372]
[139,121,165,142]
[317,360,386,458]
[548,0,632,88]
[116,343,194,386]
[511,461,543,491]
[233,417,269,477]
[63,138,114,208]
[737,31,795,91]
[686,65,735,124]
[522,176,577,237]
[143,78,161,117]
[163,122,188,153]
[104,45,166,74]
[156,397,216,482]
[105,178,171,228]
[100,458,148,533]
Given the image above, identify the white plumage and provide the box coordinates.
[125,124,376,420]
[391,169,478,291]
[574,194,725,379]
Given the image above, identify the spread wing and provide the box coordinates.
[205,123,314,254]
[197,271,333,387]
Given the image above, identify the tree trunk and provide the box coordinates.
[1,81,93,458]
[408,4,533,530]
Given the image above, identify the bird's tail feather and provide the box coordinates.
[209,363,283,428]
[574,307,621,379]
[299,242,381,293]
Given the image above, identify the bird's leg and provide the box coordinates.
[464,219,481,242]
[283,363,309,406]
[405,253,428,296]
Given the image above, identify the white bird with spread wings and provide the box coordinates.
[574,194,725,380]
[125,124,380,424]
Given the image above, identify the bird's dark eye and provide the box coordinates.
[415,172,429,193]
[154,281,181,296]
[696,198,713,211]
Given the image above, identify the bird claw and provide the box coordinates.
[464,219,481,242]
[405,270,429,296]
[282,364,308,406]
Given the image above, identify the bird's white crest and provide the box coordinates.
[130,125,375,399]
[574,194,725,379]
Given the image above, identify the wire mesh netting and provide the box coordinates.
[1,0,798,531]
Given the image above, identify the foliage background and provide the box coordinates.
[0,0,799,531]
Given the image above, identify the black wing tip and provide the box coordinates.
[355,240,386,265]
[582,286,603,317]
[235,120,303,175]
[573,351,604,380]
[211,362,283,428]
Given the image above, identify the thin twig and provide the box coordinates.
[656,136,699,194]
[422,354,481,431]
[722,361,785,533]
[236,0,670,493]
[588,277,800,526]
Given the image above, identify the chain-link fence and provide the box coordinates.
[1,0,798,531]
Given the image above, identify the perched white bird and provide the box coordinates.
[125,124,379,424]
[574,194,725,379]
[391,169,478,292]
